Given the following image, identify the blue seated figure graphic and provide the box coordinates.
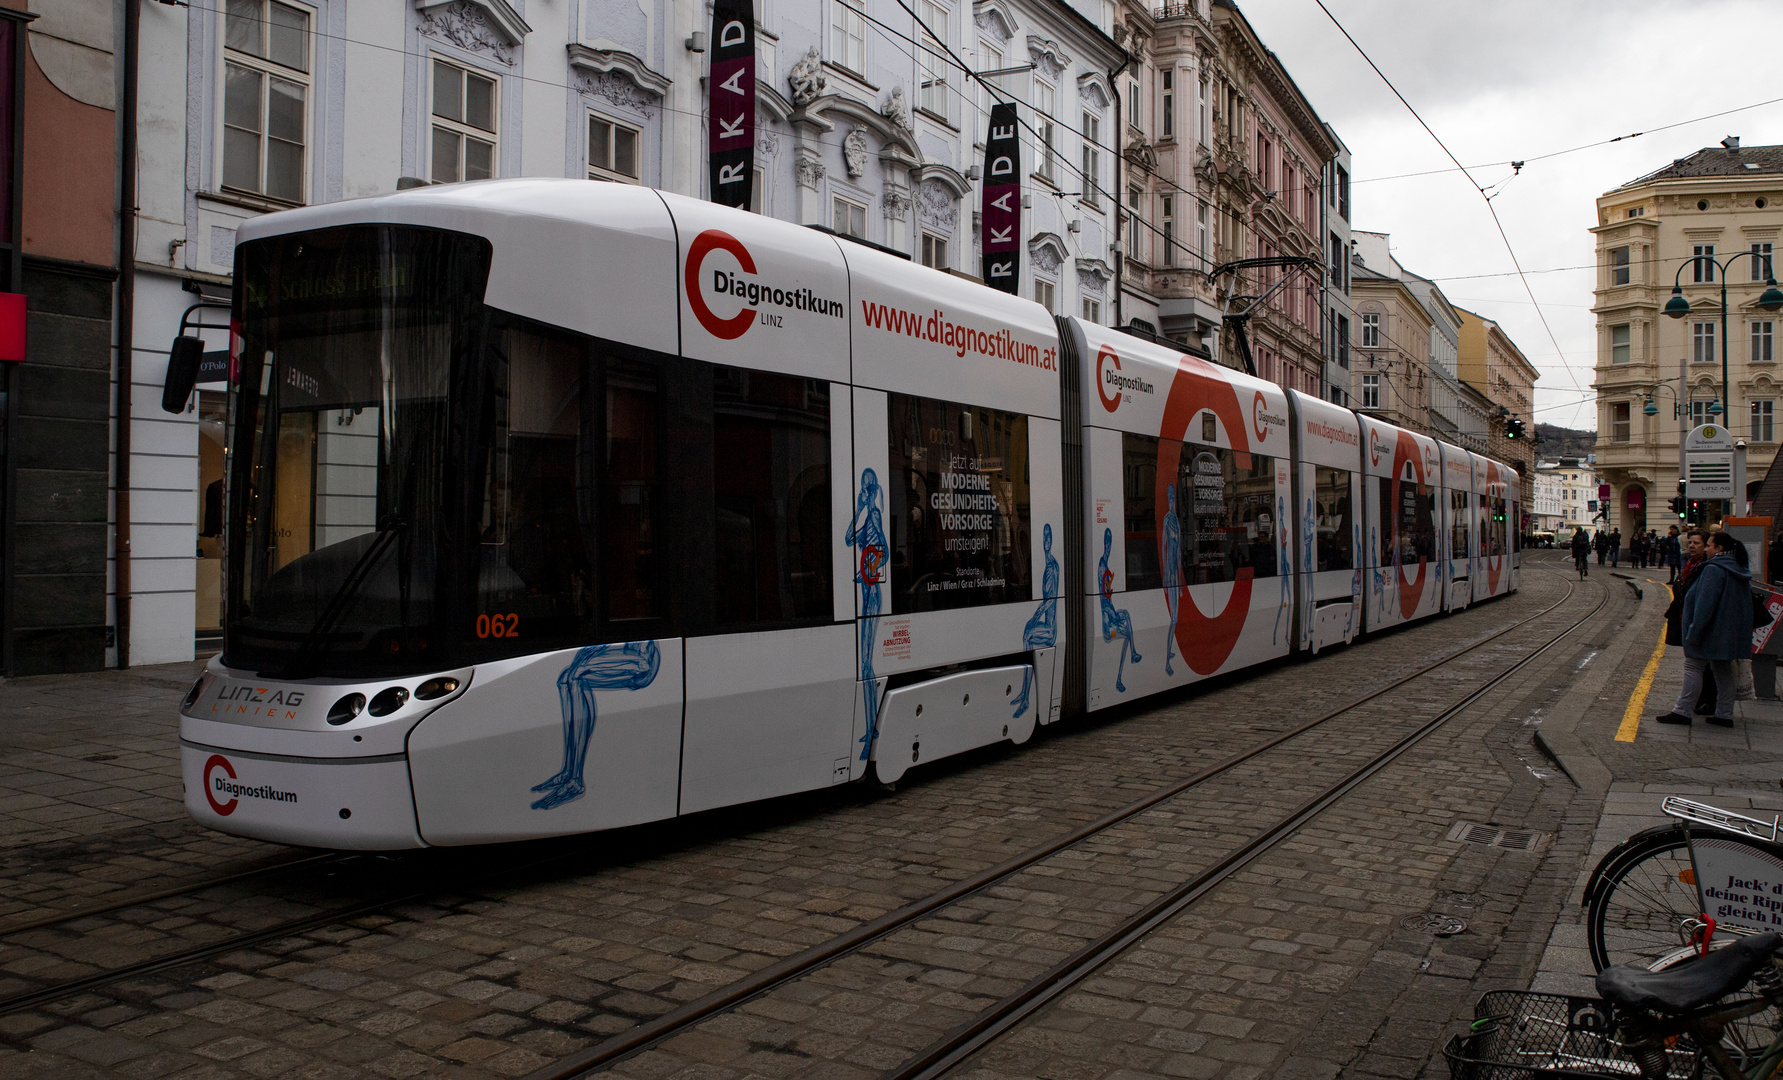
[1161,487,1181,676]
[532,639,661,810]
[1099,527,1141,692]
[1011,524,1060,718]
[847,468,887,761]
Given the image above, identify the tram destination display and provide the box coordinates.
[888,392,1031,611]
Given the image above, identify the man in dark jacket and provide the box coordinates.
[1664,526,1682,583]
[1571,527,1591,576]
[1657,531,1753,726]
[1595,529,1609,565]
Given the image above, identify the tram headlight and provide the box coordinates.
[414,677,459,700]
[367,686,410,717]
[326,693,367,726]
[181,673,214,711]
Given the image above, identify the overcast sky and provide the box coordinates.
[1233,0,1783,434]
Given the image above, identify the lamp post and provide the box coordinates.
[1642,380,1686,507]
[1663,250,1783,514]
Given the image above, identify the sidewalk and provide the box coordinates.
[1531,562,1783,995]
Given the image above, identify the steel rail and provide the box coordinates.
[0,852,347,938]
[522,568,1591,1080]
[887,570,1608,1080]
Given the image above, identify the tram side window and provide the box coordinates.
[1313,467,1353,572]
[1122,433,1161,591]
[1377,471,1436,566]
[1450,489,1471,565]
[887,393,1032,612]
[1486,494,1507,557]
[1179,445,1276,585]
[713,368,832,627]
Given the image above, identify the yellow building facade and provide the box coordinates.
[1592,140,1783,531]
[1456,308,1538,512]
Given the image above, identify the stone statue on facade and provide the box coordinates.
[882,86,912,133]
[844,128,868,178]
[789,47,826,106]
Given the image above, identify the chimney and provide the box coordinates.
[1723,135,1741,151]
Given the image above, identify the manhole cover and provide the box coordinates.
[1402,912,1467,936]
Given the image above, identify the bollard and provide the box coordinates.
[1756,655,1778,700]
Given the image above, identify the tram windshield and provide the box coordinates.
[227,225,492,676]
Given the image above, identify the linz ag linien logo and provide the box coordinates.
[686,229,845,340]
[210,682,306,722]
[1096,345,1153,413]
[203,754,298,817]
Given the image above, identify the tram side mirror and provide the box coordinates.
[161,335,205,414]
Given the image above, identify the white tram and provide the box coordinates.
[174,180,1521,849]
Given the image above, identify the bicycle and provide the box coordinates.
[1575,796,1783,1067]
[1445,931,1783,1078]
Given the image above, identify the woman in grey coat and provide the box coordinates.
[1656,531,1754,726]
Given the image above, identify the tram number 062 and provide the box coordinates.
[475,614,520,639]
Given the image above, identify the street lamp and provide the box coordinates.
[1663,253,1783,426]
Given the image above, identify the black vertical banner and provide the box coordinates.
[980,103,1021,294]
[708,0,755,210]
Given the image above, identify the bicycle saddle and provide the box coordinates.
[1596,932,1783,1014]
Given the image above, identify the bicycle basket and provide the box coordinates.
[1444,991,1697,1080]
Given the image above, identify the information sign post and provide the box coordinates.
[1685,423,1735,522]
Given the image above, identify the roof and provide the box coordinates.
[1624,143,1783,186]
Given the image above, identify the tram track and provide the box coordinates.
[518,566,1606,1080]
[0,567,1603,1052]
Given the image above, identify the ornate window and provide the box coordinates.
[1611,323,1630,364]
[222,0,311,203]
[1080,111,1100,205]
[921,232,948,269]
[1693,321,1716,364]
[832,195,866,238]
[1034,278,1055,313]
[832,0,866,74]
[431,59,497,183]
[1755,320,1775,364]
[588,113,640,182]
[918,1,951,120]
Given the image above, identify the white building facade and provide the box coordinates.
[121,0,1125,664]
[1532,463,1564,533]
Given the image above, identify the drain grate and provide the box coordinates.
[1445,821,1552,852]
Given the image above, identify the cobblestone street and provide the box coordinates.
[1,554,1777,1080]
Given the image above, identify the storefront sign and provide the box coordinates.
[980,103,1020,295]
[0,291,24,361]
[707,0,754,211]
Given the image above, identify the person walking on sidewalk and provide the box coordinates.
[1664,526,1682,583]
[1631,530,1647,569]
[1609,528,1623,567]
[1595,529,1609,565]
[1572,527,1592,577]
[1657,531,1754,727]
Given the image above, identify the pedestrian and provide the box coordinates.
[1609,527,1622,568]
[1656,531,1754,727]
[1664,526,1682,583]
[1595,529,1609,565]
[1571,526,1591,577]
[1631,530,1646,569]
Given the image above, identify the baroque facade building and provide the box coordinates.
[1456,307,1538,512]
[103,0,1125,670]
[1348,258,1431,433]
[1591,139,1783,533]
[1118,0,1335,396]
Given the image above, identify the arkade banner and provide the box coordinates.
[981,102,1020,295]
[708,0,754,210]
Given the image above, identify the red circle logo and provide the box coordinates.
[685,229,758,340]
[1252,391,1269,442]
[861,544,885,586]
[1096,346,1123,413]
[204,754,239,816]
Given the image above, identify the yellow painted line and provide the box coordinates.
[1616,585,1673,742]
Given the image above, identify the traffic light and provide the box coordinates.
[1670,495,1687,518]
[1505,417,1525,440]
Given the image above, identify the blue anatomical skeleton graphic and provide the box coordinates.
[1273,495,1291,645]
[532,639,661,810]
[847,468,887,761]
[1099,527,1140,693]
[1161,487,1181,676]
[1011,524,1060,718]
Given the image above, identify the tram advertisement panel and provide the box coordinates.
[887,392,1032,612]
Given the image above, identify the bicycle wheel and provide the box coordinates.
[1587,825,1700,971]
[1648,941,1783,1076]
